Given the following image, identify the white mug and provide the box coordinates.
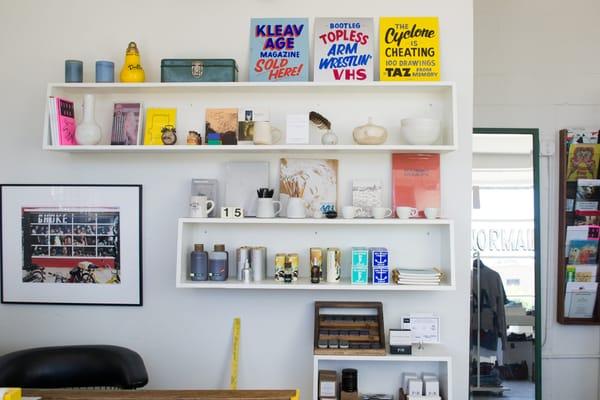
[424,207,439,219]
[342,206,362,219]
[286,197,306,219]
[190,195,215,218]
[372,207,393,219]
[253,121,282,145]
[256,198,282,218]
[396,206,418,219]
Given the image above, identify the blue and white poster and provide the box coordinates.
[314,18,374,81]
[249,18,309,82]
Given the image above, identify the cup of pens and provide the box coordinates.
[256,188,281,218]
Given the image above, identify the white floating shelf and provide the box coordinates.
[314,346,451,363]
[176,218,456,291]
[177,277,453,291]
[43,144,456,153]
[179,217,452,225]
[43,81,458,151]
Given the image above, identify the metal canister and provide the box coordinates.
[287,253,299,281]
[251,246,267,282]
[326,247,341,283]
[236,246,251,281]
[274,253,286,281]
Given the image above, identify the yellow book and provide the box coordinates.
[566,144,600,182]
[379,17,440,81]
[143,108,177,145]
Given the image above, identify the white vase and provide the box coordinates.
[76,94,102,145]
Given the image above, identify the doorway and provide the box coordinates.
[469,129,542,400]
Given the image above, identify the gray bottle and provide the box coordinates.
[190,244,208,281]
[209,244,229,281]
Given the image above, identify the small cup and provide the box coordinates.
[190,195,215,218]
[65,60,83,83]
[342,206,359,219]
[95,60,115,83]
[372,207,392,219]
[424,207,439,219]
[396,206,418,219]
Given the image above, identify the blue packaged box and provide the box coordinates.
[351,247,369,284]
[370,247,389,285]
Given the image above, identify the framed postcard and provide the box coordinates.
[1,184,142,306]
[111,103,143,145]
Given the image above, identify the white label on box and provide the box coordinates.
[320,381,336,397]
[285,114,310,144]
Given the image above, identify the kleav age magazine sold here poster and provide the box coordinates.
[249,18,309,82]
[379,17,440,81]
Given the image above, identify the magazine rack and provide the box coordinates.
[557,129,600,324]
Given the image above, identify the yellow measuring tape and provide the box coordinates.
[229,317,241,390]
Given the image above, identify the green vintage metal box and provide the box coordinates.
[160,59,238,82]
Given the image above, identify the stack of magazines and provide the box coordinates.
[392,268,443,286]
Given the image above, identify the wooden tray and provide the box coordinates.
[313,301,386,356]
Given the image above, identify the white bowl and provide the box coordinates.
[400,118,441,145]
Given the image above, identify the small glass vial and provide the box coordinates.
[311,257,320,284]
[284,261,293,283]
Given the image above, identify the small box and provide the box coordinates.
[390,345,412,355]
[351,247,369,284]
[340,390,359,400]
[389,329,412,346]
[370,247,389,284]
[408,378,423,396]
[161,59,238,82]
[424,378,440,396]
[402,372,418,392]
[319,370,337,399]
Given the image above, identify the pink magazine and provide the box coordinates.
[56,97,77,145]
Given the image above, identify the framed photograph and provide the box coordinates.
[1,184,142,306]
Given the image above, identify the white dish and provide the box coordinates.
[400,118,441,145]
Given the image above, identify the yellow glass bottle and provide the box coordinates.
[119,42,145,83]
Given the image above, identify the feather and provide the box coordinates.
[309,111,331,131]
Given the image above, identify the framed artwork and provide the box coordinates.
[0,184,142,306]
[279,158,338,217]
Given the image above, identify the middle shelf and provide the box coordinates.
[175,217,455,291]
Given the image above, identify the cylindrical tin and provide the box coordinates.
[287,253,299,281]
[274,253,286,281]
[326,247,341,283]
[236,246,251,281]
[65,60,83,83]
[95,60,115,83]
[251,246,267,282]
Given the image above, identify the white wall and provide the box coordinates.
[475,0,600,398]
[0,1,473,398]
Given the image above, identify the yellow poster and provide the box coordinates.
[379,17,440,81]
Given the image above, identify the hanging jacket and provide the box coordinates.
[471,260,508,351]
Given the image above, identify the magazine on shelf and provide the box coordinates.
[392,153,440,217]
[565,225,600,252]
[566,144,600,182]
[565,282,598,318]
[575,179,600,211]
[574,210,600,226]
[566,264,598,283]
[48,96,77,145]
[565,128,600,144]
[567,239,599,265]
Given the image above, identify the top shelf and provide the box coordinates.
[49,81,456,92]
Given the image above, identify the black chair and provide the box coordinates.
[0,345,148,389]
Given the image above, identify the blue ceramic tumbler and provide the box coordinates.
[96,60,115,83]
[65,60,83,83]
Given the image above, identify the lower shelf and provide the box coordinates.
[176,277,453,291]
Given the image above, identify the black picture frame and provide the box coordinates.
[0,184,143,307]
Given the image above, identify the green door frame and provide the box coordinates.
[472,127,542,400]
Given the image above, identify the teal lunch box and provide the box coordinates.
[160,59,238,82]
